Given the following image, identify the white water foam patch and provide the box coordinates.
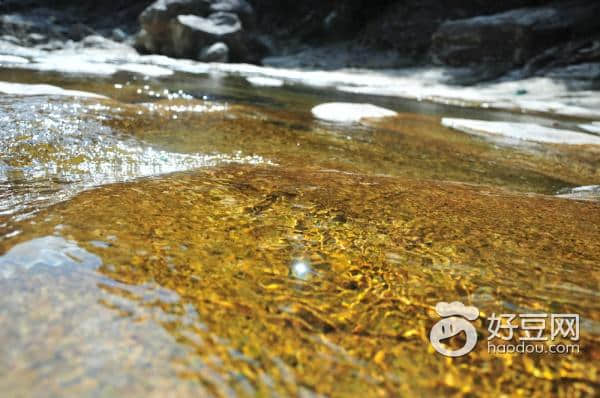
[0,96,272,222]
[312,102,397,123]
[0,43,171,77]
[246,76,285,87]
[24,55,119,76]
[337,76,600,119]
[2,42,597,118]
[555,185,600,201]
[0,55,29,65]
[579,122,600,135]
[117,63,174,77]
[0,81,107,98]
[441,118,600,145]
[16,57,173,77]
[128,58,599,119]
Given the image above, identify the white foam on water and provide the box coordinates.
[441,118,600,145]
[118,63,174,77]
[312,102,397,123]
[0,81,107,98]
[0,54,29,64]
[246,76,285,87]
[579,122,600,134]
[22,60,173,77]
[555,185,600,201]
[2,42,597,119]
[25,55,119,76]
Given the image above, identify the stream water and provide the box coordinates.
[0,63,598,397]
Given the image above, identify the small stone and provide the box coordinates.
[198,42,229,63]
[27,33,46,44]
[111,28,127,42]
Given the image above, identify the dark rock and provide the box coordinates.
[68,23,96,41]
[169,12,242,59]
[135,0,262,63]
[548,63,600,83]
[136,0,211,54]
[263,41,415,70]
[139,0,211,35]
[251,1,545,61]
[210,0,255,27]
[430,0,600,72]
[522,34,600,76]
[444,64,517,85]
[0,9,73,42]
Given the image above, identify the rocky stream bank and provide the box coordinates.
[1,0,598,83]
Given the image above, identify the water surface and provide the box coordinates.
[0,65,599,397]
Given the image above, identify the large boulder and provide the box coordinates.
[135,0,263,62]
[139,0,210,35]
[430,0,600,71]
[251,0,548,62]
[136,0,210,54]
[169,12,242,58]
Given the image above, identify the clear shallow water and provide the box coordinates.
[0,65,599,397]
